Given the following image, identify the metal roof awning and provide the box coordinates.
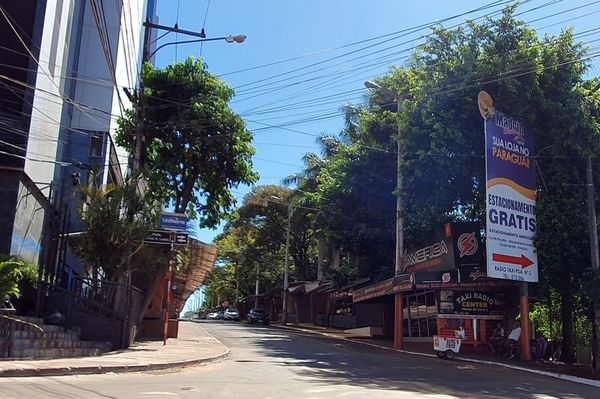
[339,277,371,291]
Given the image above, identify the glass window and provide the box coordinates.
[90,133,104,158]
[403,291,438,338]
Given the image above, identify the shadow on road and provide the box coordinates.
[240,324,596,399]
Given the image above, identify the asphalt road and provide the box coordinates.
[2,320,598,398]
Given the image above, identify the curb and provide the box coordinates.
[273,324,600,389]
[0,348,230,378]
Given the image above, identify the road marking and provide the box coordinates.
[139,392,177,396]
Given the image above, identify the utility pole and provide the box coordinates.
[255,263,260,309]
[282,203,292,324]
[133,19,244,174]
[394,99,404,276]
[364,80,406,350]
[586,156,600,375]
[235,260,240,307]
[163,237,174,345]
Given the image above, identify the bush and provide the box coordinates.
[0,256,37,304]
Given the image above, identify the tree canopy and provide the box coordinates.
[116,58,259,227]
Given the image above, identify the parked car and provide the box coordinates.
[216,310,225,319]
[247,309,269,325]
[207,312,219,320]
[224,308,240,321]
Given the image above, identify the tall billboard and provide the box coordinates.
[480,91,538,282]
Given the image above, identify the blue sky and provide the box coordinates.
[152,0,600,246]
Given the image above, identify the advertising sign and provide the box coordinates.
[453,291,496,316]
[403,222,483,273]
[438,290,502,318]
[414,267,517,290]
[160,212,188,231]
[480,91,538,282]
[352,275,413,303]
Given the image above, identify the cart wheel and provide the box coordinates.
[445,350,455,360]
[436,351,445,358]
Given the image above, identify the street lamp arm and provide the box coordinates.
[364,80,406,102]
[147,35,246,60]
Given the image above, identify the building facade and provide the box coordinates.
[0,0,151,279]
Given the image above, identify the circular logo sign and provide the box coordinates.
[478,91,495,120]
[457,232,478,258]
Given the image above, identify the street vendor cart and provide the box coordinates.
[433,329,465,360]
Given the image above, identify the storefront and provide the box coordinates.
[352,222,525,352]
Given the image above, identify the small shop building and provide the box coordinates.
[351,222,530,356]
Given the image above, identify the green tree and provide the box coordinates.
[72,174,159,282]
[293,7,600,361]
[205,185,319,307]
[116,58,258,227]
[234,185,317,281]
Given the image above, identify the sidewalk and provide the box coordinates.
[0,321,229,377]
[276,322,600,388]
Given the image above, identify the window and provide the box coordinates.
[403,291,438,340]
[90,133,104,158]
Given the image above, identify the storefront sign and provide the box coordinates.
[438,290,500,316]
[454,291,495,315]
[481,91,538,282]
[353,275,413,303]
[412,270,459,285]
[403,222,483,273]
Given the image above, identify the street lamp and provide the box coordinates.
[364,80,406,277]
[271,195,292,325]
[146,34,246,60]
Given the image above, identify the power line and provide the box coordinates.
[234,0,591,112]
[0,4,106,126]
[235,0,595,117]
[88,0,126,113]
[219,0,515,78]
[232,0,558,95]
[239,24,600,118]
[199,0,212,57]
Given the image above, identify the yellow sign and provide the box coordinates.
[478,91,495,120]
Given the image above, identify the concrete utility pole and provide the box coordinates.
[255,263,260,309]
[586,156,600,374]
[163,238,174,345]
[133,20,245,174]
[282,203,292,324]
[364,81,406,276]
[364,81,407,350]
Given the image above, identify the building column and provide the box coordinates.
[519,282,532,361]
[394,292,404,350]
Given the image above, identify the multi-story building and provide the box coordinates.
[0,0,152,281]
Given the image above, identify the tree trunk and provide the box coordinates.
[560,292,577,363]
[331,248,340,270]
[317,237,326,281]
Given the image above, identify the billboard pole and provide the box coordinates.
[519,282,532,361]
